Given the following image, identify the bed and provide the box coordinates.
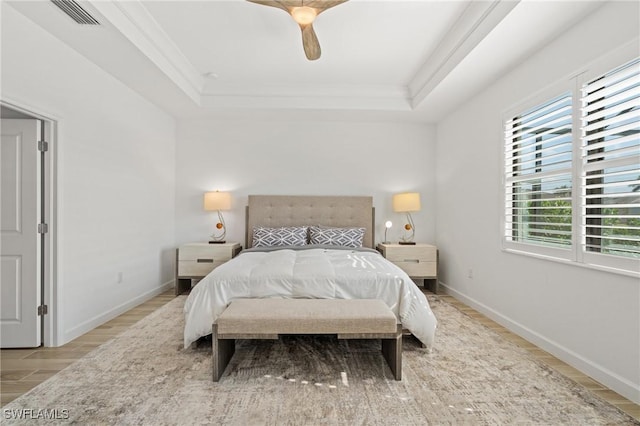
[183,195,437,349]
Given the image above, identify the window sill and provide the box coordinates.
[502,246,640,279]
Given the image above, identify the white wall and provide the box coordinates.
[1,4,177,344]
[175,119,436,247]
[435,2,639,403]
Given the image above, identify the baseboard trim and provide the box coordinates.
[439,282,640,404]
[62,280,174,346]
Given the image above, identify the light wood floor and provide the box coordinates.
[1,291,174,407]
[1,290,638,421]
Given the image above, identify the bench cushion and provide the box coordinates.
[216,299,397,335]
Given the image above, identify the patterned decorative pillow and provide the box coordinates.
[309,226,366,248]
[252,226,308,248]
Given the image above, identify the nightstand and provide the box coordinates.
[377,243,439,294]
[175,242,242,295]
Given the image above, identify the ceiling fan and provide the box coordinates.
[247,0,349,61]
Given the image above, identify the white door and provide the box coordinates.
[1,119,41,347]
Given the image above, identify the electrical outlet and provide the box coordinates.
[117,272,123,283]
[467,269,473,279]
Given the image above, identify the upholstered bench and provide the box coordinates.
[212,298,402,381]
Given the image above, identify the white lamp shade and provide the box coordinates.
[204,191,231,211]
[393,192,421,212]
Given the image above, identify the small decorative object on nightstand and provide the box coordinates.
[377,242,439,294]
[392,192,421,245]
[383,221,392,244]
[175,242,241,295]
[204,191,231,244]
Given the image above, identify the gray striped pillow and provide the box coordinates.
[252,226,308,247]
[309,226,365,248]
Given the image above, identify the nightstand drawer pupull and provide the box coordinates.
[197,258,214,263]
[404,259,420,263]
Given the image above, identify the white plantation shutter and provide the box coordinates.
[581,58,640,259]
[504,93,573,248]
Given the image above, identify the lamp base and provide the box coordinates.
[398,241,416,245]
[209,240,226,244]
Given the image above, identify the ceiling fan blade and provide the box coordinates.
[305,0,349,14]
[300,24,321,60]
[246,0,289,13]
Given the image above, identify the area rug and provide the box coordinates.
[2,295,637,425]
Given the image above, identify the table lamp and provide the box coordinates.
[392,192,421,245]
[204,191,231,244]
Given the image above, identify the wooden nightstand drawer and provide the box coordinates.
[178,260,226,277]
[382,245,436,263]
[393,260,437,278]
[178,245,235,262]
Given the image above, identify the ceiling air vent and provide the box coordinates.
[51,0,100,25]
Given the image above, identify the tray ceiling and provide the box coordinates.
[4,0,605,122]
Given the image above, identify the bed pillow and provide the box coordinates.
[308,226,366,248]
[252,226,308,248]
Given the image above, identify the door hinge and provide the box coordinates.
[37,305,48,316]
[38,223,48,234]
[38,140,49,152]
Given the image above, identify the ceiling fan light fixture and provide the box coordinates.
[291,6,317,25]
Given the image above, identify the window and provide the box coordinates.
[504,57,639,274]
[581,58,640,259]
[504,93,573,249]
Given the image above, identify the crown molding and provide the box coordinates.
[201,83,409,110]
[88,0,204,105]
[200,92,411,111]
[408,0,519,109]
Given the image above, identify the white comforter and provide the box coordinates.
[183,247,437,349]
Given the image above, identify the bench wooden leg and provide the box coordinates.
[212,324,235,382]
[381,325,402,380]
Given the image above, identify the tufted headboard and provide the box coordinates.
[245,195,375,249]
